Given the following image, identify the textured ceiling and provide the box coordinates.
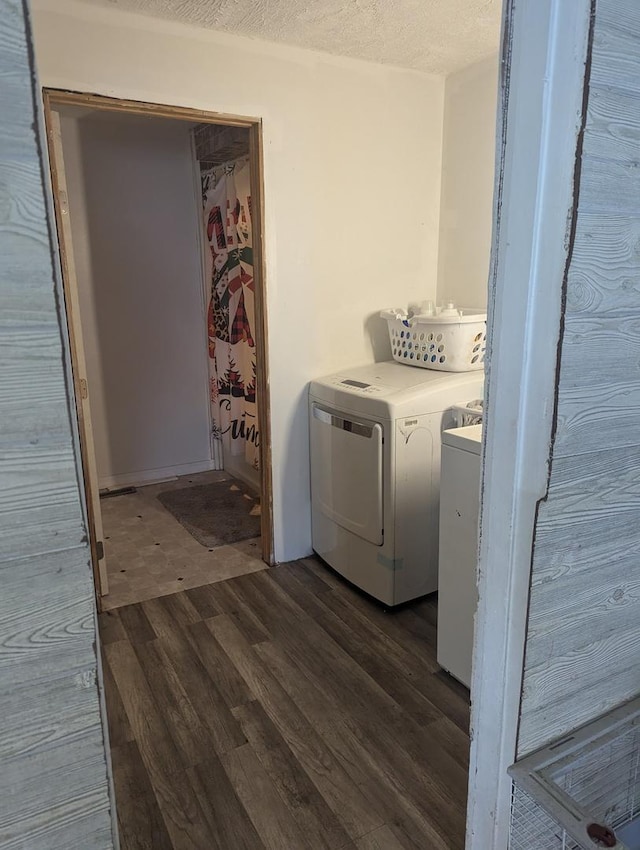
[77,0,502,75]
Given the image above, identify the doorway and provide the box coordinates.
[43,90,274,611]
[40,74,495,850]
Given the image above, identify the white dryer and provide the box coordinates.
[309,361,484,605]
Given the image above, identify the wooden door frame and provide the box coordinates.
[42,89,275,588]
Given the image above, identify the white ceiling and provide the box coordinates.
[78,0,502,75]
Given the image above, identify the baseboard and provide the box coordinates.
[99,459,217,491]
[223,455,260,494]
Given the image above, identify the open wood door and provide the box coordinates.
[44,106,109,605]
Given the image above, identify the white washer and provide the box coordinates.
[437,424,483,687]
[309,362,484,605]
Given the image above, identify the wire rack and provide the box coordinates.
[509,696,640,850]
[511,785,581,850]
[192,123,249,168]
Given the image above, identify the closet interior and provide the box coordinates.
[56,106,265,609]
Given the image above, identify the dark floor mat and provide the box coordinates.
[157,479,260,548]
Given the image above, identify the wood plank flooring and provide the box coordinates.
[99,557,470,850]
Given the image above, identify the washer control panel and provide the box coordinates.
[331,377,383,394]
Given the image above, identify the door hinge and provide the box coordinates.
[96,540,105,560]
[79,378,88,399]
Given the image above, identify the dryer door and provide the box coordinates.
[310,404,384,546]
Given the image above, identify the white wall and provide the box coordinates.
[32,0,445,561]
[61,111,212,489]
[437,54,498,310]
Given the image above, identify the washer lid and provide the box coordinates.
[326,360,481,391]
[310,361,485,420]
[442,424,483,455]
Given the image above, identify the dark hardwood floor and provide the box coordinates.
[99,557,470,850]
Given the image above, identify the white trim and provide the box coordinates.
[466,1,592,848]
[93,613,121,850]
[98,458,218,491]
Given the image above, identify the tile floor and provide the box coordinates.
[100,470,265,610]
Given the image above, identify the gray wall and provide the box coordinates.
[517,0,640,760]
[0,2,115,847]
[62,112,212,490]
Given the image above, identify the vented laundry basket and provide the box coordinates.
[381,308,487,372]
[509,696,640,850]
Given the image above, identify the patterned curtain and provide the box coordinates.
[202,157,259,470]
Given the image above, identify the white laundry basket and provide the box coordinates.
[380,308,487,372]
